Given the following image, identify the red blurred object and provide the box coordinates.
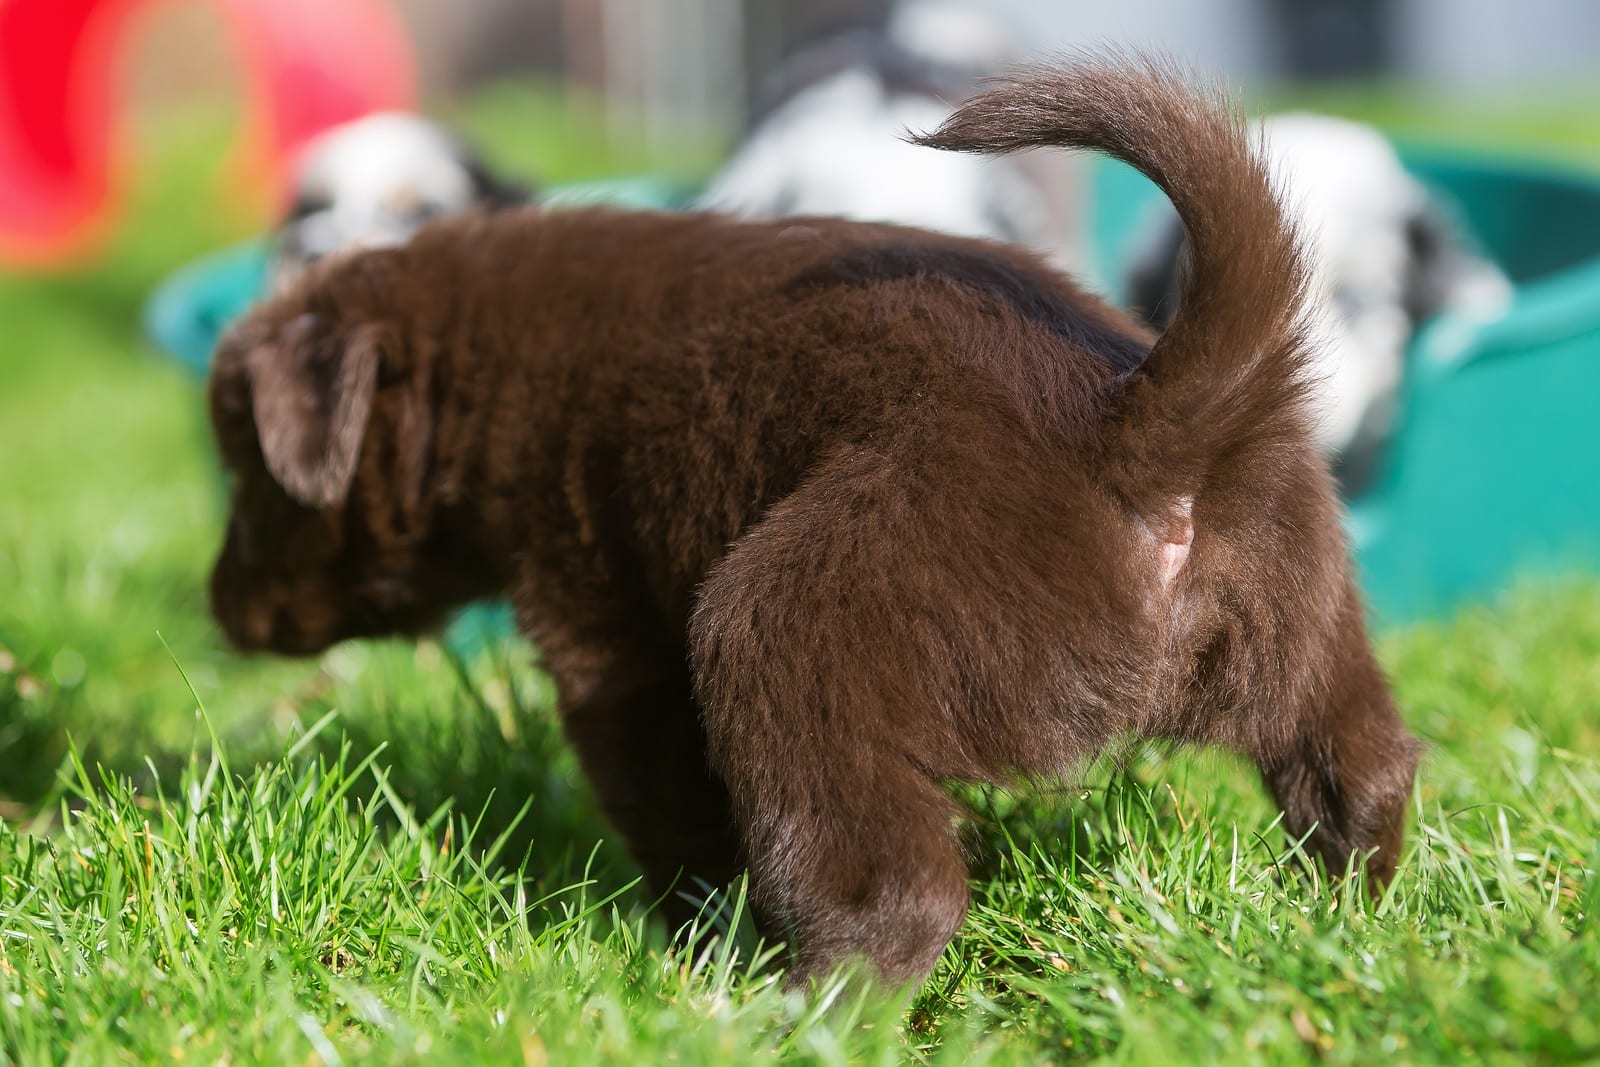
[0,0,415,266]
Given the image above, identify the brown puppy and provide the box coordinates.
[208,57,1420,988]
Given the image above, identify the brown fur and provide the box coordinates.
[207,56,1420,988]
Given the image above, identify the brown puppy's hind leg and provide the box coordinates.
[697,686,971,988]
[689,463,979,988]
[1252,585,1420,887]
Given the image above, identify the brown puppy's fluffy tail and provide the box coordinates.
[913,54,1313,482]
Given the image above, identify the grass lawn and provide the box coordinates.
[2,82,1599,1064]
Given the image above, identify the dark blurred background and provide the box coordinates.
[119,0,1600,146]
[406,0,1600,119]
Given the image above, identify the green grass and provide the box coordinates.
[3,82,1600,1064]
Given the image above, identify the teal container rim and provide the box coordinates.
[1394,149,1600,384]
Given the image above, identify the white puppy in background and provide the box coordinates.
[272,112,526,287]
[1125,113,1512,491]
[699,3,1083,270]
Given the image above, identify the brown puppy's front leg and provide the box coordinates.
[1252,586,1420,886]
[545,648,744,930]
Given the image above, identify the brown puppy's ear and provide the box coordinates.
[394,375,434,520]
[249,314,381,509]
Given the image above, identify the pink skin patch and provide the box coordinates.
[1157,496,1194,589]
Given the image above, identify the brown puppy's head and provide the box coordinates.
[207,259,483,655]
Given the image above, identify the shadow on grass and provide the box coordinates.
[957,745,1254,882]
[295,635,635,910]
[0,625,639,935]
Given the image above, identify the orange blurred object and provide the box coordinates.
[0,0,415,267]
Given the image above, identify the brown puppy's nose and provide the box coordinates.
[229,601,316,654]
[232,601,278,650]
[211,570,277,650]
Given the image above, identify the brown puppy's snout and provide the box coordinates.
[210,528,330,655]
[209,548,271,651]
[210,565,345,656]
[234,604,295,653]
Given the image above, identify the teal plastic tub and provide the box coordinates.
[1091,152,1600,623]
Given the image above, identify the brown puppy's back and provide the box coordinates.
[380,206,1152,618]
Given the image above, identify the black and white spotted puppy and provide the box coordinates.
[698,3,1078,268]
[272,112,526,287]
[1124,112,1511,491]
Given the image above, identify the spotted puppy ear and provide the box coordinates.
[456,139,533,208]
[248,313,382,509]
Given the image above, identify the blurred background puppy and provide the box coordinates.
[272,112,528,287]
[1124,113,1512,490]
[698,2,1084,270]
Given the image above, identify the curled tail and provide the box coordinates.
[913,54,1314,478]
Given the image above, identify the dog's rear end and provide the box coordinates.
[926,60,1420,889]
